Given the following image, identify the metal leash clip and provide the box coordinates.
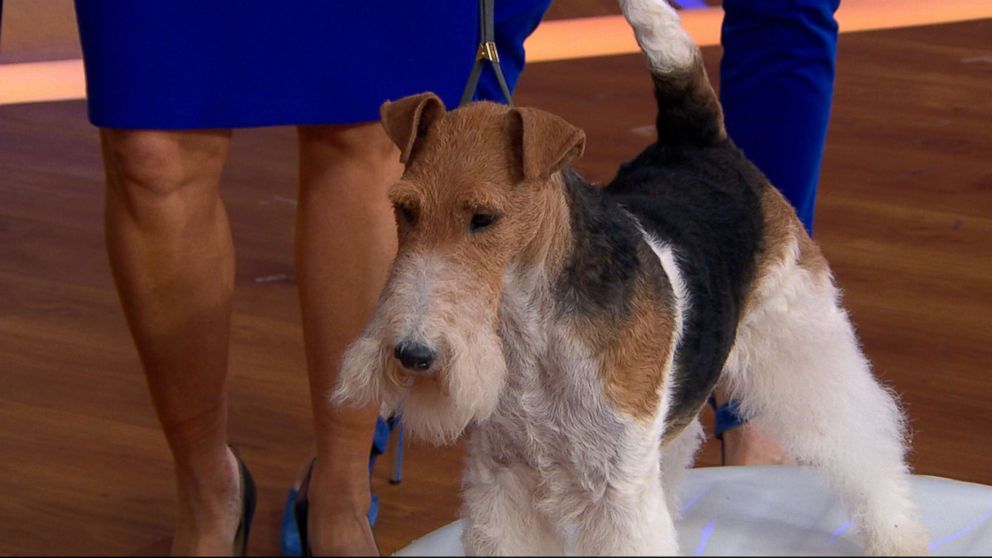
[460,0,514,107]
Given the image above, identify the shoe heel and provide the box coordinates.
[231,447,257,556]
[293,459,316,557]
[387,420,405,484]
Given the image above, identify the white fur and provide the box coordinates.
[660,418,705,517]
[455,243,686,556]
[642,233,689,345]
[460,442,567,555]
[334,252,508,445]
[619,0,696,74]
[721,238,929,555]
[640,233,704,517]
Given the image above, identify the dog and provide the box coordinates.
[333,0,929,554]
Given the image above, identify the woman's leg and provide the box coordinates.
[101,129,242,555]
[295,122,403,555]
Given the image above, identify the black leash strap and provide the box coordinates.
[459,0,514,107]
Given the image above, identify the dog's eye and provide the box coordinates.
[394,203,416,225]
[470,213,498,233]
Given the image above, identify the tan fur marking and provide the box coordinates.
[514,107,586,180]
[380,93,446,163]
[587,243,677,422]
[745,184,830,312]
[381,100,590,371]
[518,174,572,274]
[797,229,830,279]
[387,103,525,315]
[754,185,796,275]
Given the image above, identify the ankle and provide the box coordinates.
[303,465,378,556]
[721,424,794,466]
[175,447,239,503]
[306,497,378,556]
[309,462,371,514]
[172,447,242,550]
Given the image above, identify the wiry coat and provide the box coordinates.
[333,0,929,554]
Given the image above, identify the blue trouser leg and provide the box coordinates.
[720,0,841,234]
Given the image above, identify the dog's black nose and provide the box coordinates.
[393,341,436,372]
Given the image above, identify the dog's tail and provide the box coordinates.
[619,0,727,148]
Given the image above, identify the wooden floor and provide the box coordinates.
[1,12,990,558]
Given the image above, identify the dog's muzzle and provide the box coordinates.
[393,340,436,373]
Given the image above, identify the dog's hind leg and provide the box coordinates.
[723,234,929,555]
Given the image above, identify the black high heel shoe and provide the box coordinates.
[231,447,257,556]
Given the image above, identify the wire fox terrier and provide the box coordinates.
[334,0,929,554]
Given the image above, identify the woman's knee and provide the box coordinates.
[296,122,404,206]
[101,129,231,203]
[297,122,398,163]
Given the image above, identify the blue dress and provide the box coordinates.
[74,1,550,129]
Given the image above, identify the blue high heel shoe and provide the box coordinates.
[709,396,746,441]
[279,416,403,556]
[709,396,747,465]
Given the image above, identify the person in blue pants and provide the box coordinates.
[712,0,842,464]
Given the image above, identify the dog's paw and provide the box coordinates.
[864,520,930,556]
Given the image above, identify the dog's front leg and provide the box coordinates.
[571,467,678,556]
[461,436,565,556]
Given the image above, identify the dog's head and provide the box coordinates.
[332,93,586,444]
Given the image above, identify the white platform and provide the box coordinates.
[396,466,992,556]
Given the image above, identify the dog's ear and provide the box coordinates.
[513,107,586,181]
[380,93,447,163]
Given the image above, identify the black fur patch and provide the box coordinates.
[652,72,724,148]
[553,169,643,326]
[605,139,768,427]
